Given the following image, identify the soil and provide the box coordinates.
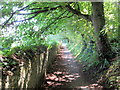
[41,45,103,90]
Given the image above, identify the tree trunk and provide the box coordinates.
[91,2,115,61]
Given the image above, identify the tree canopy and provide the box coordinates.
[0,2,119,61]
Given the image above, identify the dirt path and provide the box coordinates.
[41,45,103,90]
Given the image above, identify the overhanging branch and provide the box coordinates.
[2,2,37,27]
[17,6,62,15]
[41,10,68,33]
[66,4,92,22]
[2,5,62,27]
[15,14,38,22]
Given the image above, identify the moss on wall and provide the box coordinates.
[1,45,58,89]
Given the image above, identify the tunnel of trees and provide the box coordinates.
[0,1,120,89]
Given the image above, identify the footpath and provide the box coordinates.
[41,45,103,90]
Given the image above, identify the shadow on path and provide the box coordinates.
[41,45,103,90]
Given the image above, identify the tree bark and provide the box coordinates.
[91,2,115,61]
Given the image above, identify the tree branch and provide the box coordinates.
[65,4,92,22]
[15,14,38,22]
[28,7,49,10]
[3,13,14,26]
[15,2,37,12]
[17,6,61,15]
[41,10,68,33]
[2,5,62,27]
[2,2,37,27]
[51,15,73,20]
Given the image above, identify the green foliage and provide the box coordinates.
[100,59,120,89]
[0,27,59,56]
[66,40,99,70]
[0,2,119,70]
[1,2,24,16]
[104,2,119,54]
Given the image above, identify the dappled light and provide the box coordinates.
[42,45,103,89]
[0,2,119,89]
[75,84,103,90]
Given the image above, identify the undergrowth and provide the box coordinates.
[67,42,100,70]
[66,40,120,89]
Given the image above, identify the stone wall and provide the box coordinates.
[1,46,58,89]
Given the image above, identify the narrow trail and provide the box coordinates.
[41,45,103,90]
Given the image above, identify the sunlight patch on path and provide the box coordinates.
[42,44,103,89]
